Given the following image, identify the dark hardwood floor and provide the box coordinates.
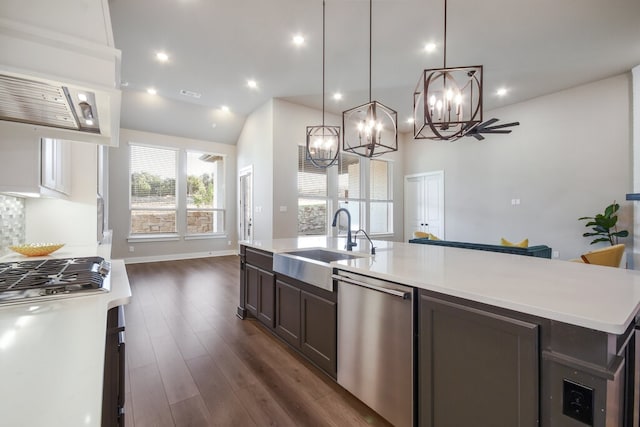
[124,256,392,427]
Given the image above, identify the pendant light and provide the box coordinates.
[306,0,340,168]
[413,0,519,141]
[413,0,483,141]
[342,0,397,158]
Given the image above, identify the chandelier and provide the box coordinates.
[342,0,397,158]
[414,0,520,141]
[413,0,484,141]
[306,0,341,168]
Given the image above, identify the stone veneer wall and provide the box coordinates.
[0,195,25,255]
[131,211,216,234]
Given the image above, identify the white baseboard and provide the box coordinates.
[124,249,238,264]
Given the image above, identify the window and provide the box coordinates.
[298,145,328,235]
[186,151,225,235]
[337,153,364,233]
[130,144,226,238]
[297,147,393,237]
[130,145,177,234]
[369,159,393,234]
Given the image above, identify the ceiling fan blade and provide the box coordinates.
[478,118,499,128]
[483,121,520,131]
[478,129,513,134]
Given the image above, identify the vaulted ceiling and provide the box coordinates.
[109,0,640,144]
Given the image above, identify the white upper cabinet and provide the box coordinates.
[41,138,71,196]
[0,122,71,198]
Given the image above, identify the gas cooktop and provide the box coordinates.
[0,256,111,304]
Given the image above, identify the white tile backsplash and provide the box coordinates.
[0,195,25,255]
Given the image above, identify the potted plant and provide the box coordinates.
[578,201,629,245]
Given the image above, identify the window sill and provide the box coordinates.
[184,234,227,241]
[127,234,180,243]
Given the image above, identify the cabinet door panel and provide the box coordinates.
[420,294,539,427]
[257,270,275,328]
[301,290,336,377]
[245,264,259,317]
[275,279,301,347]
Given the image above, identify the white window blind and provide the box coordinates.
[130,145,177,234]
[369,159,393,234]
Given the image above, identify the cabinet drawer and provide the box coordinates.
[245,247,273,271]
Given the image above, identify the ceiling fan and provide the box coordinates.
[464,118,520,141]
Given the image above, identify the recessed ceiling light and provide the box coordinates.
[406,117,415,124]
[211,123,217,129]
[333,92,343,101]
[247,80,258,89]
[77,93,88,102]
[156,51,169,62]
[221,105,230,112]
[424,42,437,53]
[496,88,508,96]
[85,119,94,126]
[147,88,157,95]
[292,34,305,46]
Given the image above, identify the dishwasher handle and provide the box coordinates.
[332,274,412,299]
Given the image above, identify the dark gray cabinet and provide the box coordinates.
[275,279,301,347]
[243,247,275,329]
[102,305,125,427]
[419,292,539,427]
[274,275,337,378]
[300,290,336,377]
[246,264,274,328]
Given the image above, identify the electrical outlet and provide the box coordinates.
[128,246,134,252]
[562,379,593,425]
[552,251,560,258]
[228,240,232,245]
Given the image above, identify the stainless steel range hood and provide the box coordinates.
[0,0,122,146]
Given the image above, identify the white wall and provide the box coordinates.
[109,128,237,260]
[272,99,339,239]
[403,73,632,260]
[0,120,99,245]
[236,100,274,240]
[237,97,406,241]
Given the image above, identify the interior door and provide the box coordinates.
[239,167,253,241]
[404,171,444,241]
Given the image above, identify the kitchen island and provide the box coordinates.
[238,237,640,426]
[0,242,132,427]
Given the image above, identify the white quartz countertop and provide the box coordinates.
[0,240,132,426]
[241,237,640,335]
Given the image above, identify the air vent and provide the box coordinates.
[180,89,202,99]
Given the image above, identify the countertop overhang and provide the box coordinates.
[0,242,132,426]
[241,237,640,335]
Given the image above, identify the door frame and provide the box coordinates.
[404,171,444,242]
[239,165,253,242]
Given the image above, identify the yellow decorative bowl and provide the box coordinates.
[9,243,65,257]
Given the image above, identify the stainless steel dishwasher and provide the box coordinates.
[333,270,415,427]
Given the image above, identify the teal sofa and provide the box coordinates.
[408,238,552,259]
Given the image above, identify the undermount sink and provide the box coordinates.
[272,248,365,291]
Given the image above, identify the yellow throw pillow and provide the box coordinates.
[500,237,528,248]
[413,231,429,238]
[428,233,441,241]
